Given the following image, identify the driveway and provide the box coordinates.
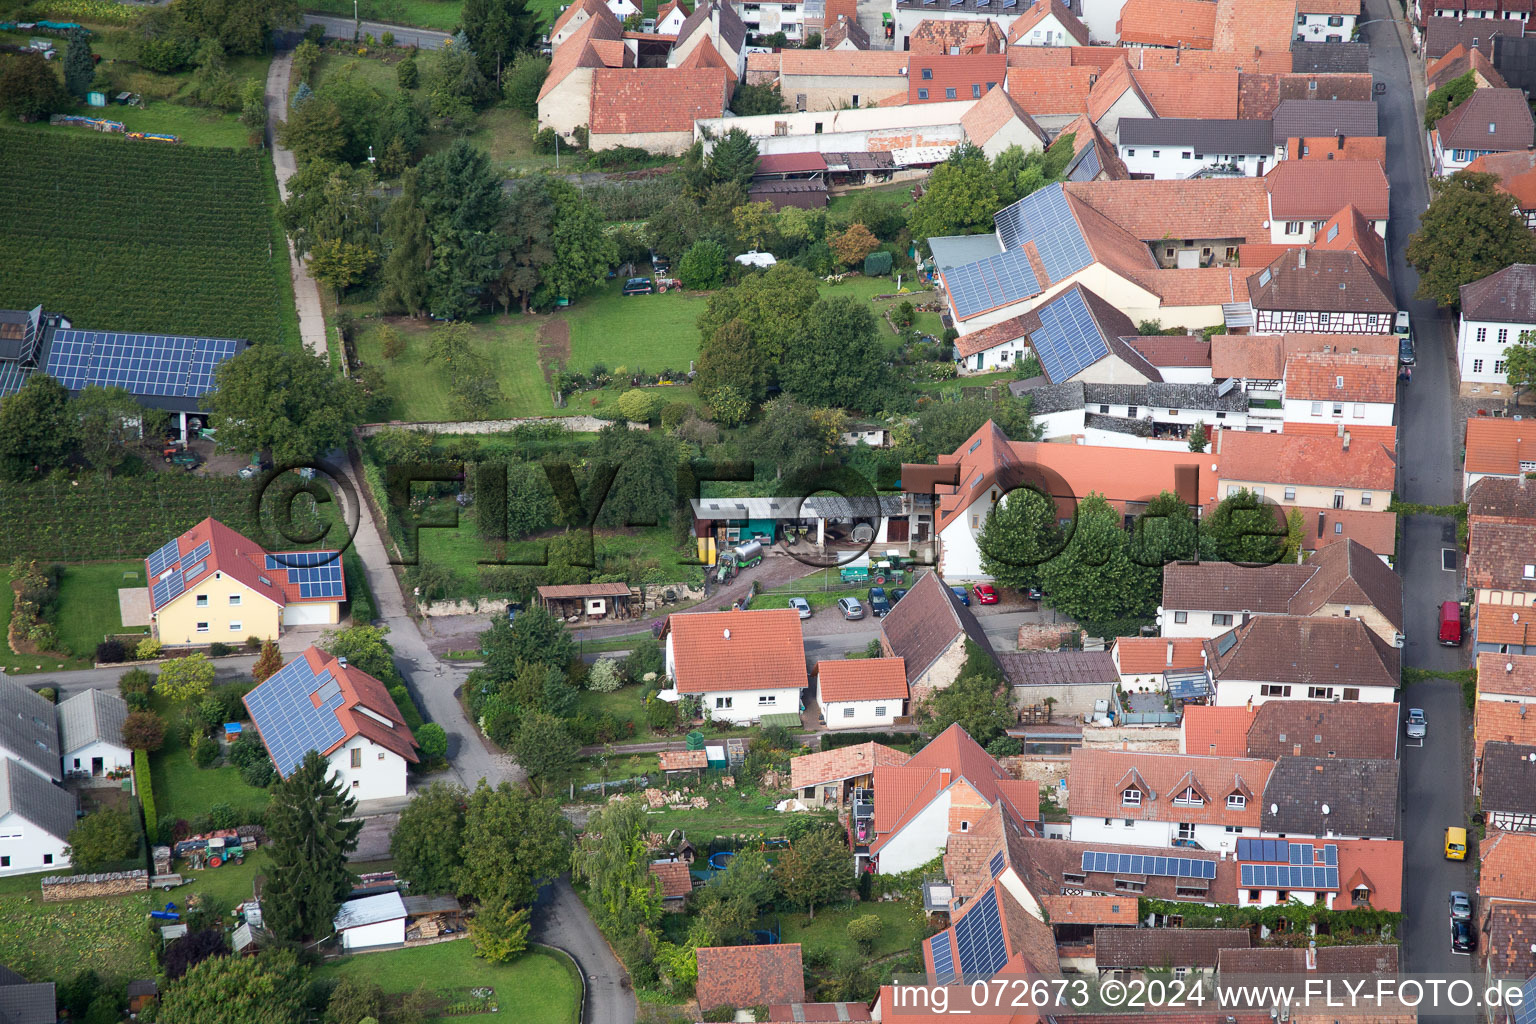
[1364,0,1474,1004]
[531,877,637,1024]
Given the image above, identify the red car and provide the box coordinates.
[972,583,999,604]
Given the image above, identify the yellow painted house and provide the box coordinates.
[147,518,345,646]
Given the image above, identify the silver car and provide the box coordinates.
[1450,891,1473,921]
[837,596,865,620]
[788,597,812,620]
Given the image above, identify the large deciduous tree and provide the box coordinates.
[696,262,821,366]
[455,780,572,905]
[390,781,467,895]
[66,809,139,872]
[1203,488,1286,566]
[74,385,141,479]
[480,607,574,676]
[572,797,663,934]
[0,52,69,123]
[908,143,1002,243]
[158,950,306,1024]
[977,485,1062,592]
[154,652,215,707]
[540,179,619,306]
[206,345,365,463]
[262,750,361,942]
[780,295,891,410]
[1036,492,1161,633]
[921,641,1013,746]
[695,318,769,404]
[178,0,300,54]
[0,373,75,480]
[774,828,851,921]
[512,712,577,795]
[1408,171,1536,307]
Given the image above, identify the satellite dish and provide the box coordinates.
[1270,803,1278,815]
[1321,803,1330,815]
[723,628,731,640]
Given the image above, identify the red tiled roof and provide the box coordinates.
[1466,149,1536,211]
[910,17,1007,54]
[589,67,729,135]
[870,724,1014,851]
[1436,87,1535,152]
[1266,159,1390,220]
[243,645,419,775]
[697,945,805,1011]
[790,741,910,790]
[778,50,909,76]
[146,517,344,613]
[757,152,827,174]
[1117,0,1219,49]
[1465,417,1536,475]
[537,582,631,599]
[1297,505,1398,557]
[1216,421,1396,490]
[667,609,806,694]
[1049,113,1130,181]
[764,1004,871,1024]
[1476,700,1536,764]
[1282,351,1398,403]
[1478,652,1536,699]
[540,13,625,100]
[649,859,693,900]
[675,35,738,85]
[1038,894,1136,925]
[1181,705,1256,757]
[658,749,708,770]
[1114,637,1208,676]
[1213,0,1299,57]
[1121,334,1212,367]
[1477,601,1536,646]
[552,0,613,38]
[816,658,909,702]
[1067,748,1272,827]
[1287,135,1389,163]
[1085,59,1150,121]
[908,53,1007,103]
[1134,68,1240,118]
[1480,830,1536,903]
[1066,177,1271,244]
[1282,423,1397,448]
[1005,66,1096,115]
[1128,46,1292,72]
[1314,203,1390,279]
[962,84,1047,147]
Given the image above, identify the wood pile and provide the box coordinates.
[41,869,149,901]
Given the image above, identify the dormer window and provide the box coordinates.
[1173,787,1203,807]
[1227,793,1246,809]
[1122,788,1142,807]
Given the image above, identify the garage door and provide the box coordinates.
[282,603,334,626]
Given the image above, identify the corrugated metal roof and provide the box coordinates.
[334,892,407,930]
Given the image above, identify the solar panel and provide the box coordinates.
[1514,976,1536,1024]
[147,539,181,576]
[1081,851,1215,879]
[945,248,1041,320]
[991,184,1092,282]
[243,659,348,777]
[989,851,1005,877]
[183,561,207,584]
[151,570,185,609]
[1031,287,1110,382]
[1323,844,1337,865]
[930,934,956,985]
[1239,864,1339,890]
[186,541,211,566]
[954,888,1008,977]
[268,550,340,568]
[42,330,242,399]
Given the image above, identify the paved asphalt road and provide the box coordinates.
[1365,0,1477,1006]
[531,877,639,1024]
[301,13,451,48]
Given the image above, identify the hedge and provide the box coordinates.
[135,748,157,845]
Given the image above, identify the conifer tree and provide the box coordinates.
[261,750,361,941]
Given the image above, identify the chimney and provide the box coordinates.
[1298,249,1307,269]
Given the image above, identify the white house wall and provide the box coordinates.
[819,698,902,729]
[281,602,336,626]
[0,810,68,876]
[1280,398,1394,427]
[1214,679,1398,706]
[63,739,131,778]
[876,789,953,873]
[1117,145,1268,180]
[1296,11,1357,39]
[1457,317,1532,383]
[340,917,406,951]
[328,736,410,801]
[703,686,803,724]
[1069,815,1250,853]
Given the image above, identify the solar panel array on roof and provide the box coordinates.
[954,887,1009,977]
[148,539,181,577]
[267,551,337,569]
[930,933,957,985]
[992,184,1092,280]
[151,570,185,609]
[989,850,1005,877]
[1166,673,1211,701]
[1082,851,1218,879]
[245,656,347,777]
[1239,863,1339,890]
[1237,838,1288,862]
[1516,976,1536,1024]
[1031,287,1110,382]
[44,331,240,398]
[290,562,344,599]
[945,248,1042,319]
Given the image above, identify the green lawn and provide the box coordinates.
[827,182,916,220]
[54,561,152,659]
[354,315,551,420]
[767,899,925,959]
[409,523,694,593]
[458,103,560,173]
[0,889,157,984]
[644,802,836,846]
[565,281,710,375]
[304,0,468,31]
[919,368,1017,394]
[149,694,271,825]
[313,941,580,1024]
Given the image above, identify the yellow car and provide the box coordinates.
[1446,826,1468,861]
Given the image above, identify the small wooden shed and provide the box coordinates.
[535,582,634,622]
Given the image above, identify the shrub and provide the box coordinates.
[238,755,275,789]
[135,749,157,843]
[397,55,418,89]
[587,659,623,693]
[245,635,263,652]
[208,803,238,829]
[615,388,663,423]
[36,687,56,703]
[122,711,166,751]
[96,639,127,663]
[985,736,1022,758]
[208,642,232,657]
[381,30,395,46]
[416,722,447,762]
[325,976,385,1024]
[678,239,727,290]
[702,1005,737,1022]
[846,914,884,953]
[645,696,678,732]
[190,731,219,768]
[135,637,163,660]
[27,624,58,650]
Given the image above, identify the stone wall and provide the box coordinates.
[358,417,647,437]
[1081,726,1182,752]
[420,582,707,618]
[999,756,1070,786]
[41,869,148,901]
[1016,623,1074,651]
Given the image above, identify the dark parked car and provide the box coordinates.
[1452,918,1475,954]
[950,586,970,606]
[890,587,908,604]
[867,587,891,617]
[622,277,655,296]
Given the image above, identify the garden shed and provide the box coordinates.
[535,583,635,623]
[334,892,407,951]
[402,894,465,940]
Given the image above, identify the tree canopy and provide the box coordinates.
[1407,171,1536,307]
[207,346,365,463]
[1036,492,1161,634]
[455,780,572,906]
[780,295,892,410]
[696,262,821,366]
[0,373,75,480]
[66,809,138,872]
[160,951,306,1024]
[390,781,467,895]
[261,750,361,942]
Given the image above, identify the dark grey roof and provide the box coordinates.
[1291,40,1370,74]
[0,758,77,843]
[1095,928,1251,969]
[1270,99,1379,146]
[825,151,895,171]
[1436,87,1535,151]
[1460,263,1536,322]
[402,894,463,915]
[1493,33,1536,95]
[1011,379,1084,413]
[1260,756,1399,838]
[57,688,128,756]
[1083,412,1152,437]
[1119,118,1275,153]
[928,233,1004,272]
[0,678,60,782]
[998,650,1118,686]
[1082,381,1251,413]
[677,0,745,55]
[0,970,55,1024]
[1065,140,1103,181]
[1425,16,1509,60]
[1481,741,1536,814]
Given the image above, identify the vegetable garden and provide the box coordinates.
[0,129,291,347]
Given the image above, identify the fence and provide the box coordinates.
[1117,711,1182,726]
